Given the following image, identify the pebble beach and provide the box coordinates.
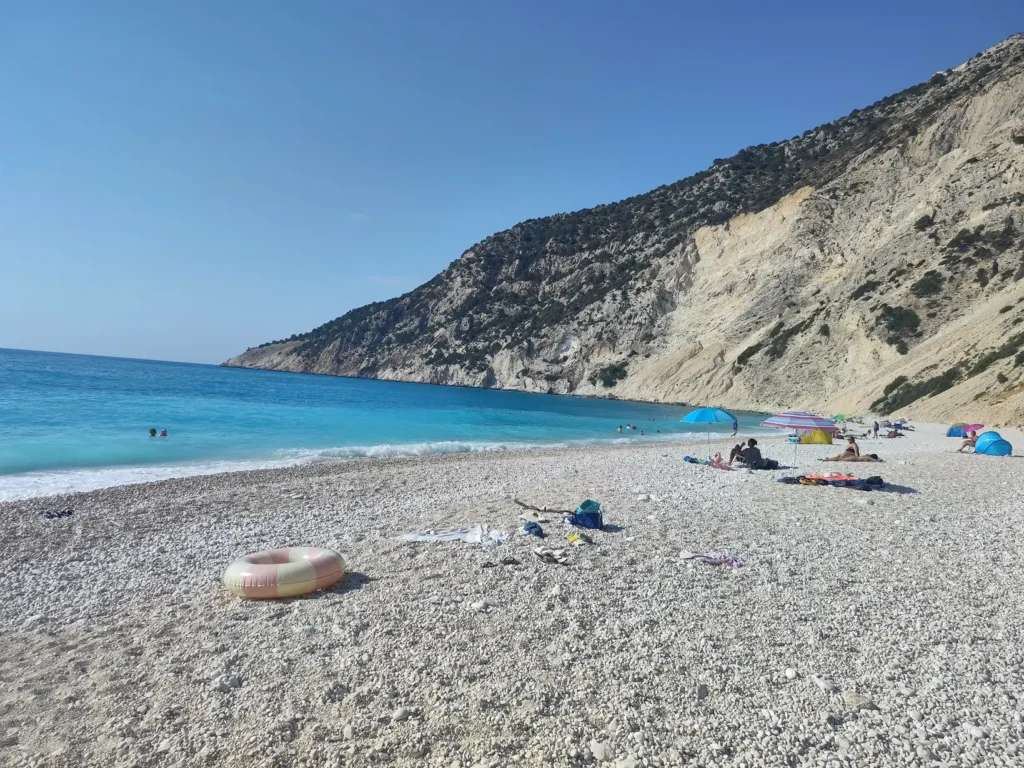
[2,422,1023,768]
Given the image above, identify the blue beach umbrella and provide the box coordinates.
[681,407,737,459]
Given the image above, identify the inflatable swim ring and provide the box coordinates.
[223,547,345,598]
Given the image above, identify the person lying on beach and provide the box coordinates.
[957,431,978,453]
[821,453,882,462]
[821,437,862,461]
[821,437,881,461]
[885,429,904,438]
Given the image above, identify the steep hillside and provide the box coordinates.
[227,35,1024,426]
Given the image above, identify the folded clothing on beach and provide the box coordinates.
[777,475,884,491]
[521,521,544,538]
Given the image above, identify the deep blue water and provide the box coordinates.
[0,348,767,499]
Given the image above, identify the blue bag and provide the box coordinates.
[572,499,604,530]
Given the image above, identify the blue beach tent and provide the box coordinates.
[946,425,965,438]
[975,431,1013,456]
[979,439,1012,456]
[974,431,1002,453]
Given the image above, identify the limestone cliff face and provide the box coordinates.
[227,35,1024,426]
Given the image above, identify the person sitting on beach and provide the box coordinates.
[728,441,747,465]
[957,431,978,453]
[823,437,859,461]
[149,428,157,437]
[729,438,761,467]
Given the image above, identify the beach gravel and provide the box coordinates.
[1,423,1023,767]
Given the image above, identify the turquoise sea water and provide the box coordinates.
[0,348,768,500]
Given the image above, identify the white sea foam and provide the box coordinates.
[0,431,728,501]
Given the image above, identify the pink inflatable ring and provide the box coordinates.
[223,547,346,598]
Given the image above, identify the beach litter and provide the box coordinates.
[481,557,521,568]
[514,498,571,515]
[567,532,592,546]
[42,509,74,520]
[401,525,509,547]
[518,509,548,523]
[679,550,744,568]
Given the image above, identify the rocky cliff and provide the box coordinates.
[227,35,1024,426]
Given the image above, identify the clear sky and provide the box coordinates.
[3,1,1022,364]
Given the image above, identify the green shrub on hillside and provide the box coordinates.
[871,367,961,414]
[910,270,944,297]
[588,362,629,388]
[913,214,935,231]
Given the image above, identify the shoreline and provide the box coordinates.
[0,431,764,504]
[219,359,704,408]
[3,423,1023,767]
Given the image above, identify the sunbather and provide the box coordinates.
[821,437,880,461]
[728,438,778,469]
[957,430,978,453]
[822,454,882,462]
[729,438,758,466]
[836,437,860,459]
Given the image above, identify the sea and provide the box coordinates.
[0,348,769,501]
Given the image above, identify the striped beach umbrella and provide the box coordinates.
[762,411,839,464]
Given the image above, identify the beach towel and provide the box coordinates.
[708,452,732,470]
[683,454,734,470]
[401,524,510,547]
[777,475,884,491]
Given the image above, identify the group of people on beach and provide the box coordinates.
[613,413,904,465]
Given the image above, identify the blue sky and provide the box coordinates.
[2,1,1022,364]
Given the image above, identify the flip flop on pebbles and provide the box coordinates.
[533,547,569,565]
